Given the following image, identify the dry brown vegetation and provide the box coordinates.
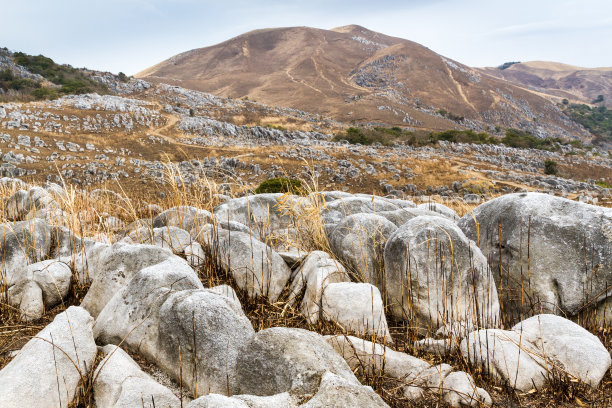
[0,168,610,407]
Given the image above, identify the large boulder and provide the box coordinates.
[95,257,255,396]
[285,251,349,321]
[231,327,359,397]
[211,229,292,302]
[461,314,611,391]
[328,213,397,285]
[213,194,297,232]
[93,345,180,408]
[156,289,255,395]
[5,186,59,221]
[0,306,97,408]
[1,219,53,286]
[128,226,192,253]
[153,205,213,233]
[8,260,72,321]
[94,257,204,358]
[299,372,389,408]
[384,215,500,335]
[326,335,430,380]
[81,243,174,317]
[321,196,401,225]
[321,282,392,342]
[458,193,612,322]
[417,202,459,221]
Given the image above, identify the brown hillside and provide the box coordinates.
[480,61,612,106]
[137,25,589,140]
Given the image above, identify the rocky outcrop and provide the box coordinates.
[458,193,612,323]
[384,215,500,335]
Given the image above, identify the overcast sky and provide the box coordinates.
[3,0,611,75]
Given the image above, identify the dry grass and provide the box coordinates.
[0,166,610,408]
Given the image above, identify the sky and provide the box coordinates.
[3,0,612,75]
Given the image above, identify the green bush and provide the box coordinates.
[31,87,59,100]
[544,159,558,175]
[0,68,14,82]
[564,104,612,146]
[255,178,303,194]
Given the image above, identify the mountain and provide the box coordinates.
[137,25,588,141]
[480,61,612,107]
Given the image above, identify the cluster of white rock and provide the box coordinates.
[0,182,610,407]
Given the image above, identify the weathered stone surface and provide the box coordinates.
[94,345,180,408]
[460,328,548,391]
[326,335,430,380]
[153,206,213,234]
[299,372,389,408]
[458,192,612,322]
[328,213,397,286]
[231,327,358,396]
[322,282,392,342]
[8,260,72,320]
[184,241,206,268]
[0,307,97,408]
[1,219,53,286]
[81,243,174,317]
[461,314,610,391]
[213,194,297,232]
[128,226,192,253]
[94,257,203,358]
[417,202,459,221]
[286,251,349,320]
[212,229,292,302]
[321,196,401,225]
[384,215,500,335]
[156,289,255,395]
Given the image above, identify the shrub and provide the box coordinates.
[117,72,128,82]
[189,108,195,117]
[544,159,558,175]
[255,178,303,194]
[31,87,59,100]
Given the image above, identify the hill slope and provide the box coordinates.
[480,61,612,107]
[137,25,588,141]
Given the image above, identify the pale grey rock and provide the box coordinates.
[417,202,459,221]
[512,314,611,387]
[213,193,297,232]
[384,215,500,335]
[326,335,430,380]
[0,306,97,408]
[442,371,492,407]
[208,284,241,309]
[321,196,400,225]
[94,257,203,356]
[128,226,192,253]
[1,219,53,286]
[186,395,248,408]
[212,229,291,302]
[156,289,255,395]
[286,251,349,321]
[184,241,206,268]
[81,243,174,317]
[328,213,397,286]
[460,328,547,391]
[153,206,213,233]
[94,345,180,408]
[299,372,389,408]
[231,327,359,396]
[321,282,392,342]
[458,192,612,322]
[8,260,72,321]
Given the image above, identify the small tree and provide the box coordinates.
[544,159,558,175]
[189,108,195,117]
